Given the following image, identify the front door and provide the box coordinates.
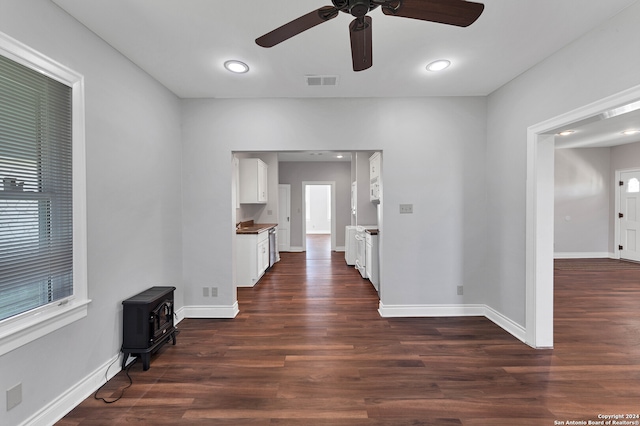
[619,170,640,261]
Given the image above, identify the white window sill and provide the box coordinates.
[0,299,91,357]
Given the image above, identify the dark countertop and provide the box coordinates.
[366,229,379,235]
[236,220,278,234]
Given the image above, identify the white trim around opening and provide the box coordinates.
[526,83,640,349]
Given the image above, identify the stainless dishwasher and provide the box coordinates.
[268,227,277,269]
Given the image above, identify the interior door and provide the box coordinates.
[619,170,640,261]
[278,184,291,252]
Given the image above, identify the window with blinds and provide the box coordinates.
[0,53,73,321]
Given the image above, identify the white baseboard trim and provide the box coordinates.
[288,246,304,252]
[483,305,526,343]
[183,302,239,319]
[378,303,485,317]
[378,302,526,343]
[554,251,614,259]
[334,246,345,252]
[175,306,185,324]
[24,352,123,426]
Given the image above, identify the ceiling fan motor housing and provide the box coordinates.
[348,0,371,17]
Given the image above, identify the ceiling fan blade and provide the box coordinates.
[256,6,339,47]
[349,16,372,72]
[382,0,484,27]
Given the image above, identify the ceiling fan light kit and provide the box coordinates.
[255,0,485,72]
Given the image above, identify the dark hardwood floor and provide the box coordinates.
[59,241,640,425]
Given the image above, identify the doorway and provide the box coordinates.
[302,181,336,253]
[527,84,640,348]
[617,168,640,261]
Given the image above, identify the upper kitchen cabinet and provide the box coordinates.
[239,158,268,204]
[369,152,381,203]
[369,152,381,180]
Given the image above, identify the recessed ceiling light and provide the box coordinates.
[622,129,640,136]
[426,60,451,72]
[224,60,249,74]
[557,130,575,136]
[336,155,343,159]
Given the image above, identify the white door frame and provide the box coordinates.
[526,83,640,349]
[302,181,336,251]
[615,168,640,261]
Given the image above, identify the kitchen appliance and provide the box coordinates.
[354,225,376,278]
[255,0,484,72]
[345,225,357,265]
[370,176,380,203]
[366,230,379,291]
[268,227,277,268]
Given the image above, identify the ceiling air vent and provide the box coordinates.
[305,75,339,87]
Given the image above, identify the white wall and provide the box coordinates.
[611,141,640,172]
[279,161,351,248]
[355,151,377,226]
[554,148,611,257]
[181,97,488,310]
[0,1,182,424]
[486,2,640,326]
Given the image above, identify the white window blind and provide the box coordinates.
[0,53,73,322]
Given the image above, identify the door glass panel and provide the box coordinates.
[627,178,640,193]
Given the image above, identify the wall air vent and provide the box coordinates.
[305,75,339,87]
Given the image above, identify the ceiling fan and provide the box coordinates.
[255,0,485,72]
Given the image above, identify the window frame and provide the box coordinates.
[0,31,88,357]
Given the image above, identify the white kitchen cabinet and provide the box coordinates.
[369,152,381,180]
[236,230,270,287]
[257,237,270,277]
[369,152,381,203]
[351,181,357,215]
[365,231,379,292]
[239,158,268,204]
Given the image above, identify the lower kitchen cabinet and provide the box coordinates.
[236,230,270,287]
[365,231,379,292]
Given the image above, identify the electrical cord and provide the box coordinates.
[93,355,137,404]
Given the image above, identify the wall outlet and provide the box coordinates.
[7,383,22,411]
[203,287,218,297]
[457,286,464,296]
[399,204,413,214]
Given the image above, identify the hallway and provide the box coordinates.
[305,234,332,260]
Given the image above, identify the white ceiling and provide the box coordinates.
[554,107,640,149]
[278,151,352,162]
[50,0,640,148]
[51,0,638,99]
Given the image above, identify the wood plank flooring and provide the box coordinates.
[59,242,640,425]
